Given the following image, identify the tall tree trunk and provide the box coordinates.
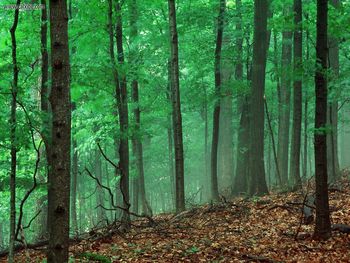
[168,0,185,213]
[115,0,131,228]
[166,60,176,209]
[303,97,308,179]
[129,0,152,216]
[211,0,226,202]
[233,1,249,195]
[9,1,20,261]
[290,0,303,190]
[47,0,71,261]
[313,0,331,240]
[327,0,340,183]
[249,0,269,195]
[277,6,292,187]
[303,18,311,179]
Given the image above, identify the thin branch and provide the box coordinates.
[97,143,118,170]
[23,210,42,230]
[85,167,116,208]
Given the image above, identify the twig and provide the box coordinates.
[23,210,41,229]
[97,143,119,170]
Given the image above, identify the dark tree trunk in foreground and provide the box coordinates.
[313,0,331,240]
[47,0,71,261]
[211,0,226,202]
[168,0,185,213]
[115,0,131,228]
[290,0,303,190]
[129,0,152,216]
[9,1,20,262]
[249,0,269,195]
[277,6,292,187]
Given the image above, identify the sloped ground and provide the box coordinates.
[2,176,350,263]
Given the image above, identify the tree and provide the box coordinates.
[233,0,249,195]
[218,0,234,195]
[290,0,303,190]
[313,0,331,240]
[211,0,226,201]
[8,1,20,262]
[168,0,185,213]
[129,0,152,216]
[47,0,71,261]
[249,0,269,195]
[115,0,131,228]
[277,4,292,187]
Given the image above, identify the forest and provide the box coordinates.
[0,0,350,262]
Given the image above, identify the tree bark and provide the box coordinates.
[313,0,331,240]
[9,1,20,262]
[290,0,303,190]
[249,0,269,195]
[47,0,71,261]
[168,0,185,213]
[233,0,249,195]
[129,0,152,216]
[211,0,226,202]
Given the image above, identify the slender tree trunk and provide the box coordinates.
[249,0,269,195]
[168,0,185,213]
[210,0,226,201]
[277,6,292,187]
[129,0,152,216]
[313,0,331,240]
[303,18,311,179]
[303,97,308,179]
[290,0,303,190]
[114,0,131,228]
[9,1,20,262]
[166,60,176,209]
[233,2,249,195]
[107,0,130,227]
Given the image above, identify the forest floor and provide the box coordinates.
[2,174,350,262]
